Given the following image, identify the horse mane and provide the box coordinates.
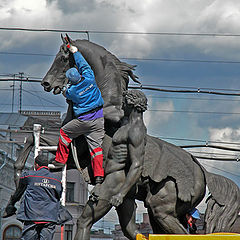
[73,39,140,89]
[104,49,140,85]
[70,39,140,122]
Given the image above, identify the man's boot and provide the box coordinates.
[48,159,65,169]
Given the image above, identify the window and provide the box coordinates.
[3,225,22,240]
[64,224,73,240]
[66,182,75,202]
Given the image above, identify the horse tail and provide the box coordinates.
[203,169,240,233]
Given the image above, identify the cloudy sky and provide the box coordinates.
[1,0,240,224]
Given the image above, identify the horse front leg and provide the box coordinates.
[117,198,140,240]
[146,179,188,234]
[14,135,34,187]
[74,199,112,240]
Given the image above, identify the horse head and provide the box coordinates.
[42,34,140,123]
[42,36,75,94]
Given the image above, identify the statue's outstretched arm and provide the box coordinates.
[3,177,27,218]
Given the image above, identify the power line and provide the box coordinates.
[1,77,240,97]
[147,95,240,102]
[148,109,240,115]
[121,57,240,64]
[135,84,240,92]
[0,89,44,93]
[1,87,240,103]
[0,81,64,108]
[200,162,240,178]
[187,150,240,162]
[0,78,41,83]
[0,73,42,80]
[0,51,53,57]
[0,103,64,108]
[22,89,63,108]
[194,155,238,162]
[0,86,240,105]
[152,135,240,146]
[2,90,239,103]
[129,85,240,96]
[2,79,240,114]
[2,51,240,64]
[0,27,89,34]
[1,27,240,37]
[181,144,240,152]
[188,150,239,157]
[1,88,240,104]
[1,101,240,116]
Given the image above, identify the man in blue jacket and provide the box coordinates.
[50,42,105,185]
[3,155,63,239]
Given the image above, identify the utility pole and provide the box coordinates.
[11,74,15,113]
[19,72,24,112]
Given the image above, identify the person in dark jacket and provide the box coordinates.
[49,42,105,185]
[3,155,63,240]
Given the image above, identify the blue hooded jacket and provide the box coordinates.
[17,167,62,223]
[66,51,104,117]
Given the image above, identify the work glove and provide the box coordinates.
[67,44,78,53]
[61,83,71,97]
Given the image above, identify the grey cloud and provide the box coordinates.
[56,0,97,14]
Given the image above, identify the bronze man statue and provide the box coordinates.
[74,89,147,240]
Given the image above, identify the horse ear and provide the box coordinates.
[61,34,68,44]
[65,33,73,44]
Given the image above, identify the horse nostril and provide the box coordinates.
[42,82,50,87]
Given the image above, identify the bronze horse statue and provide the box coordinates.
[10,35,240,239]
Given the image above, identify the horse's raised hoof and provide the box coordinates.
[2,205,17,218]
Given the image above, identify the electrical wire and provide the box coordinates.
[188,150,238,157]
[2,82,240,115]
[0,103,65,108]
[200,161,240,178]
[148,109,240,115]
[2,76,240,93]
[2,51,240,64]
[22,89,63,107]
[0,78,41,83]
[131,84,240,92]
[151,135,240,146]
[181,144,240,152]
[146,95,240,102]
[129,85,240,96]
[2,88,240,103]
[2,77,240,97]
[193,155,239,162]
[120,57,240,64]
[1,27,240,37]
